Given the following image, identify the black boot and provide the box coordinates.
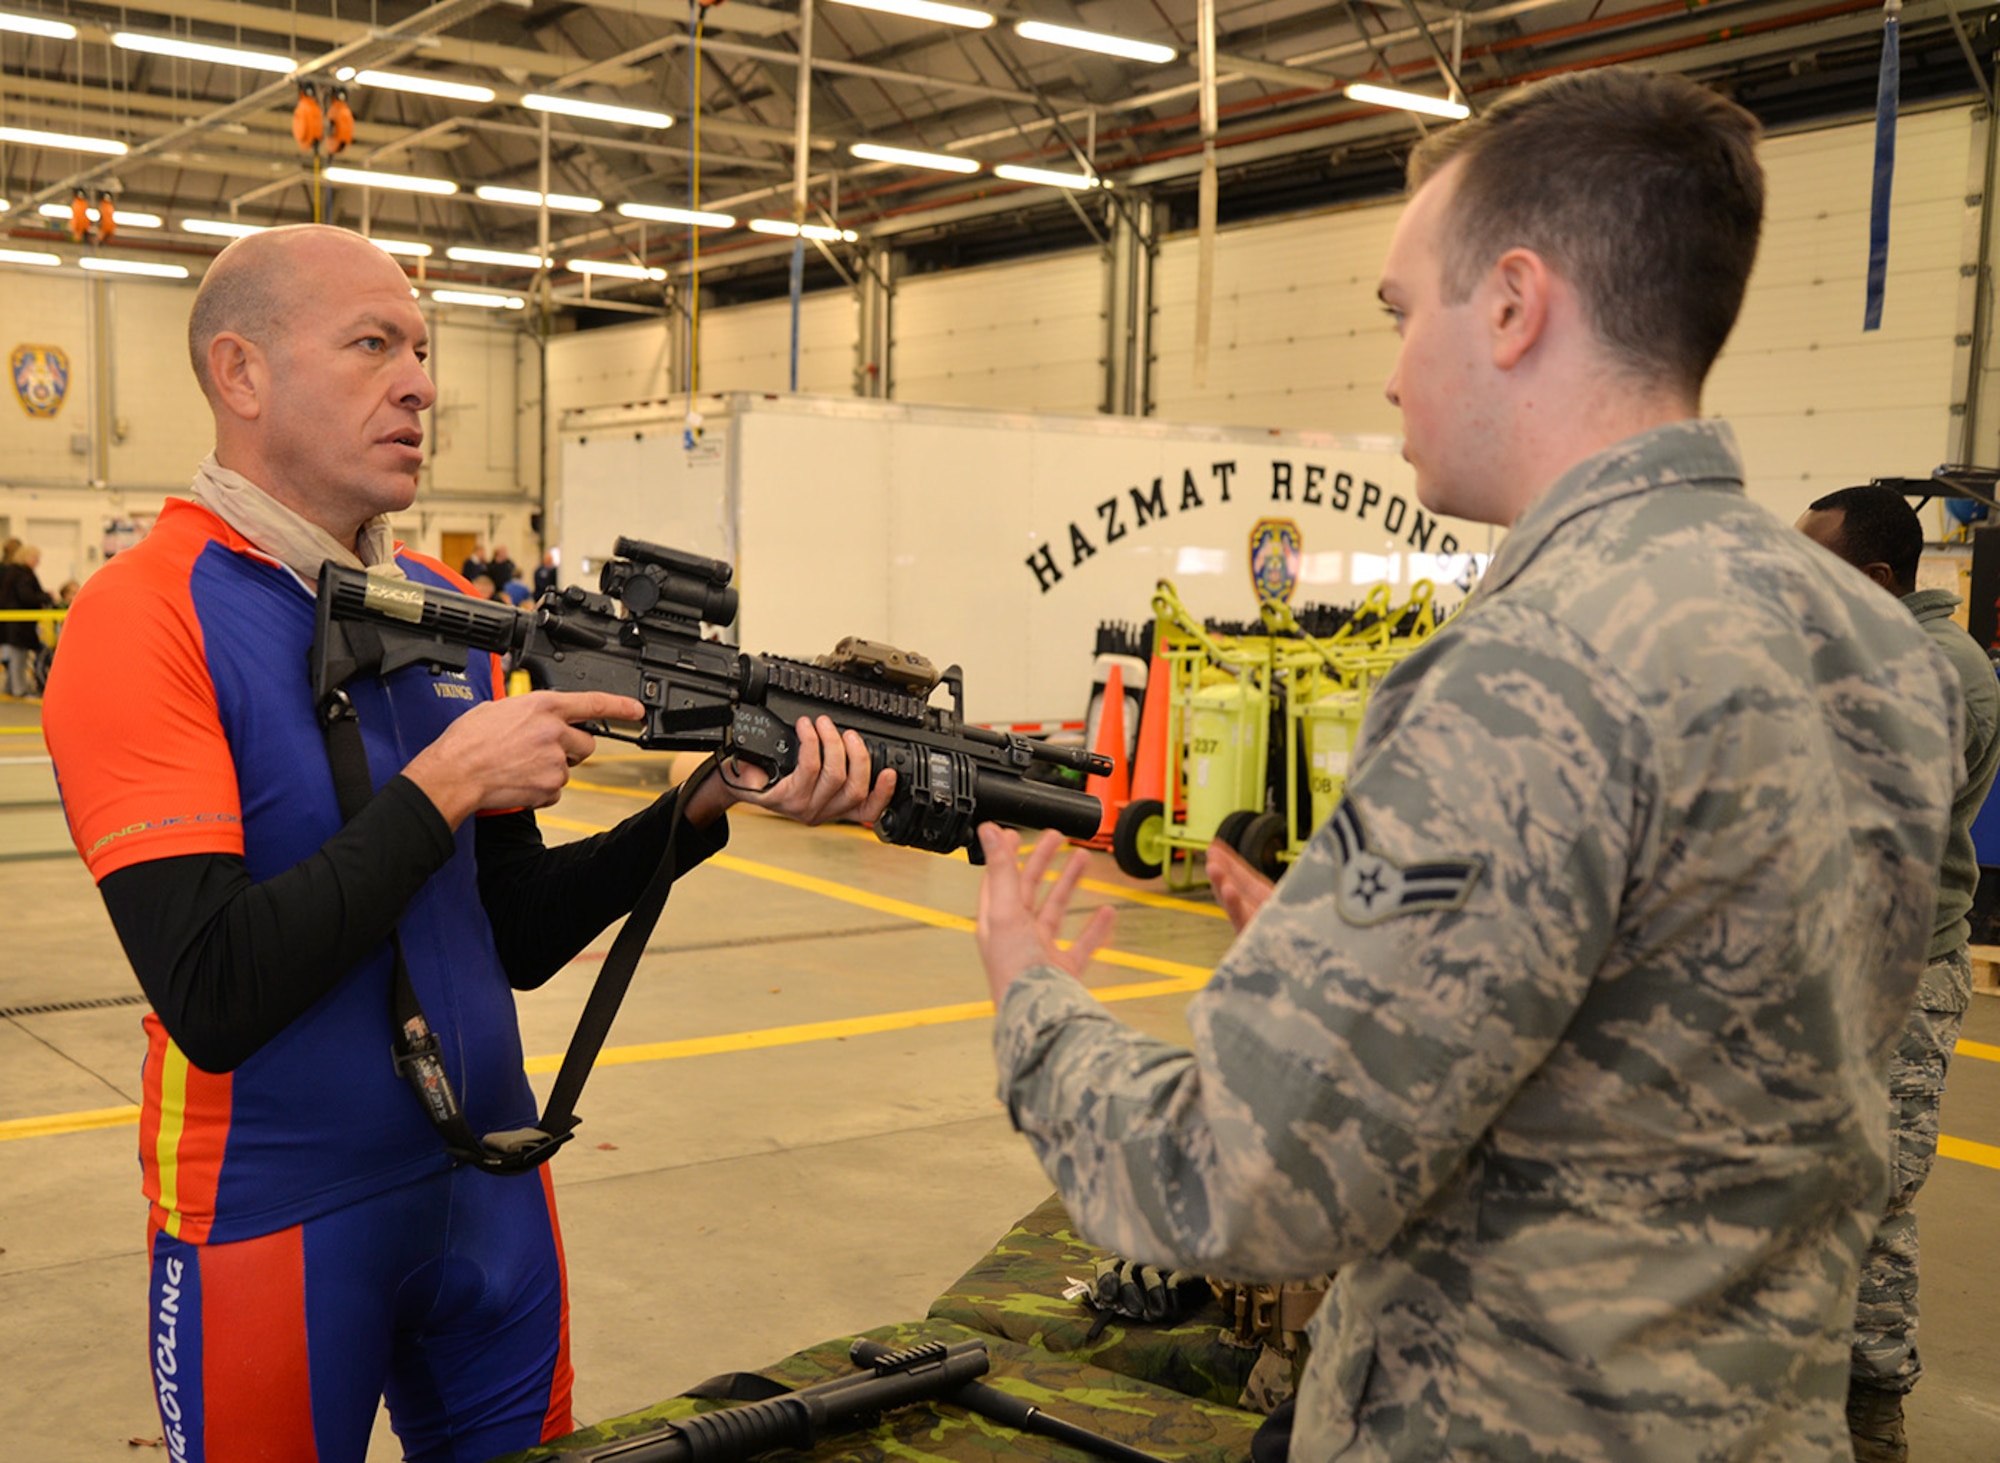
[1847,1381,1908,1463]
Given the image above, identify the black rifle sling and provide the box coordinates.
[315,680,706,1176]
[536,758,712,1141]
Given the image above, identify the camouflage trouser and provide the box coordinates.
[1851,946,1972,1394]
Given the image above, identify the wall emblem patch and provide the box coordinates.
[1327,799,1482,925]
[1249,517,1302,605]
[11,345,70,419]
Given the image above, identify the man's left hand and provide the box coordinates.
[684,715,897,829]
[975,825,1116,1007]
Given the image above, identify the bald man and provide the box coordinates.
[42,227,892,1463]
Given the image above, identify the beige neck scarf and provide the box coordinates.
[187,454,405,584]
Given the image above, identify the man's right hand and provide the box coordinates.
[1207,838,1276,932]
[403,691,641,828]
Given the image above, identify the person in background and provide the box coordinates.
[487,544,519,593]
[1796,484,2000,1463]
[971,67,1962,1462]
[501,577,532,606]
[459,543,489,583]
[0,542,52,698]
[533,550,559,598]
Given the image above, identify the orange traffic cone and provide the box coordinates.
[1078,664,1131,848]
[1128,652,1171,808]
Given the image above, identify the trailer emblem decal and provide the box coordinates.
[1249,518,1303,605]
[10,344,69,419]
[1328,800,1482,926]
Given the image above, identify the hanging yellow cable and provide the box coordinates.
[690,6,703,403]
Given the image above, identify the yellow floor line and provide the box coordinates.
[1956,1039,2000,1065]
[2,969,1209,1144]
[1938,1135,2000,1170]
[545,813,1211,983]
[559,781,1232,921]
[0,1103,140,1141]
[523,971,1205,1075]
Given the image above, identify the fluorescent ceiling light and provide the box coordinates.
[367,236,433,257]
[825,0,993,28]
[1012,21,1174,64]
[566,259,667,281]
[994,163,1101,190]
[80,257,190,279]
[1345,82,1470,121]
[355,69,496,104]
[0,248,61,267]
[0,11,77,39]
[39,203,164,227]
[447,245,550,268]
[474,185,604,213]
[850,142,980,175]
[112,31,296,72]
[747,219,858,242]
[617,201,736,228]
[180,218,266,238]
[522,94,671,129]
[325,166,458,196]
[0,125,127,156]
[432,289,524,310]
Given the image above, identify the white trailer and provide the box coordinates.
[556,393,1493,725]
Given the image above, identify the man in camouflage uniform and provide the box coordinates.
[972,68,1963,1463]
[1797,485,2000,1461]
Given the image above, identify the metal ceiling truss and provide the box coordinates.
[1,0,1990,304]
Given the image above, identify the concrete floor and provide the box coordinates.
[4,703,1999,1460]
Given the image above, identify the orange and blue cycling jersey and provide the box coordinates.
[44,498,528,1244]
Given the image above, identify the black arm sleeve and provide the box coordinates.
[96,775,458,1074]
[474,792,730,991]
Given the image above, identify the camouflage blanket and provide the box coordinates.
[508,1320,1263,1463]
[926,1192,1259,1410]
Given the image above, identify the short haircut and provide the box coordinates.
[1807,485,1925,594]
[1407,68,1764,398]
[185,230,296,399]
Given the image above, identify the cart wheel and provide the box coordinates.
[1236,812,1289,880]
[1112,799,1168,879]
[1214,809,1257,854]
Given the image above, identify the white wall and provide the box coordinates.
[101,278,213,491]
[1154,205,1402,438]
[1709,105,1975,522]
[700,290,855,396]
[1150,105,1979,522]
[892,250,1105,414]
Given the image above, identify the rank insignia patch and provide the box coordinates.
[1327,799,1482,925]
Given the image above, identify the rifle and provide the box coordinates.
[312,536,1109,859]
[564,1337,1167,1463]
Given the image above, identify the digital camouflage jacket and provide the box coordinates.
[994,420,1962,1462]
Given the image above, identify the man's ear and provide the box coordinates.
[1487,247,1552,372]
[206,332,267,422]
[1861,561,1901,594]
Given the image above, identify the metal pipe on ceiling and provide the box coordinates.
[19,0,512,211]
[18,0,647,85]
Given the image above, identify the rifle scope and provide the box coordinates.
[606,536,739,626]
